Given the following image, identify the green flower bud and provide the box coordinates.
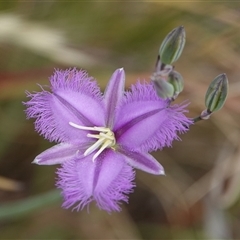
[168,70,184,95]
[152,77,174,99]
[159,26,186,65]
[205,73,228,112]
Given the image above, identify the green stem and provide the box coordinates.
[193,116,203,123]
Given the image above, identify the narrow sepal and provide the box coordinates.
[104,68,125,128]
[118,147,165,175]
[33,143,84,165]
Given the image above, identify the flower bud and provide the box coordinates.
[158,64,173,77]
[205,73,228,112]
[152,77,174,99]
[159,26,186,65]
[168,70,184,95]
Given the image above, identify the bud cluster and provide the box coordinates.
[151,26,185,101]
[152,26,228,123]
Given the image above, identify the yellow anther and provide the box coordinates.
[69,122,116,161]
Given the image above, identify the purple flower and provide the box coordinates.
[25,68,192,212]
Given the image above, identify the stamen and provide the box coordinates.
[99,132,115,141]
[69,122,96,131]
[87,133,100,139]
[92,140,113,161]
[69,122,109,132]
[69,121,116,161]
[84,138,105,156]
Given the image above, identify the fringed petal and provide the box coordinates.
[141,102,193,151]
[24,69,105,143]
[57,156,95,211]
[114,82,192,152]
[56,150,135,212]
[93,150,135,212]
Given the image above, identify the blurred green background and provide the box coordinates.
[0,1,240,239]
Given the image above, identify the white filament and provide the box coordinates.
[69,122,116,161]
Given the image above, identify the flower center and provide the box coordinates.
[69,122,116,161]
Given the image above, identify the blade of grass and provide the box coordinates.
[0,189,61,221]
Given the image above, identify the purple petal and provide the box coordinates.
[103,68,125,128]
[25,69,105,143]
[118,147,164,175]
[33,143,87,165]
[57,157,95,211]
[57,150,135,212]
[93,150,135,212]
[114,82,192,152]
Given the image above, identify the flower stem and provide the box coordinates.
[192,116,203,123]
[192,109,212,123]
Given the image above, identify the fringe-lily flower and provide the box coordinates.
[25,68,192,212]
